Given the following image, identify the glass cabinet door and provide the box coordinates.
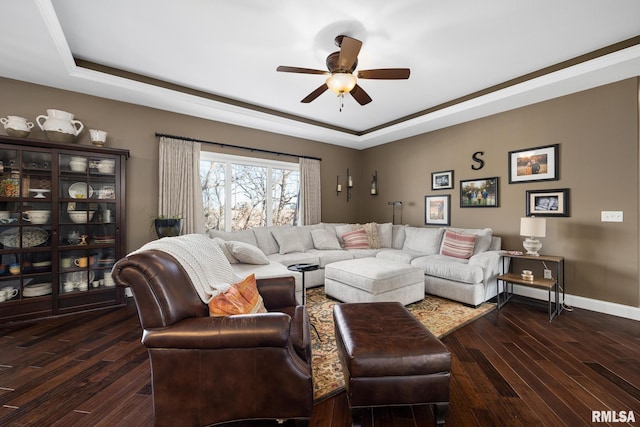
[57,153,118,295]
[0,148,53,304]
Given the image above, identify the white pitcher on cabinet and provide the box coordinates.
[36,109,84,142]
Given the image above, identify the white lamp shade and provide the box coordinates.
[520,217,546,237]
[326,73,357,94]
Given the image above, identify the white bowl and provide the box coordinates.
[68,210,95,224]
[69,157,87,172]
[97,160,115,174]
[23,210,51,224]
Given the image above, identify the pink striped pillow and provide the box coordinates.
[440,230,477,259]
[342,229,370,249]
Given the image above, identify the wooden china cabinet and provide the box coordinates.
[0,135,129,322]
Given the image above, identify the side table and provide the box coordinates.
[497,253,565,321]
[287,263,319,305]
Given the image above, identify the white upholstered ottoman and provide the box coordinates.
[324,258,425,305]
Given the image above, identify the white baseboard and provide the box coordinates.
[512,285,640,322]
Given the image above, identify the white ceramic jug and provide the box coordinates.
[36,109,84,142]
[1,116,34,137]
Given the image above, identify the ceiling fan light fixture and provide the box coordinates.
[326,73,357,95]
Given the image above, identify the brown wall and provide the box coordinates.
[360,78,640,307]
[1,76,638,308]
[0,77,361,252]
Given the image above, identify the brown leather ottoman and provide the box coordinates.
[333,302,451,426]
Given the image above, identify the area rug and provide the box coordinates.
[306,286,496,402]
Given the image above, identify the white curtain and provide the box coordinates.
[299,158,321,225]
[158,136,205,234]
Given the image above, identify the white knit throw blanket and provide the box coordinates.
[125,234,241,303]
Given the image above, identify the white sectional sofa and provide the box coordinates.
[208,223,502,307]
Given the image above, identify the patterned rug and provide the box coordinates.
[306,286,496,402]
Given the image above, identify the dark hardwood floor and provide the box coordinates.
[1,296,638,426]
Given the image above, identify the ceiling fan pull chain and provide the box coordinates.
[339,93,345,112]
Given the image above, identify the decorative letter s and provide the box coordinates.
[472,151,484,170]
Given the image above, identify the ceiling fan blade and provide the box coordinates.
[301,84,328,103]
[276,66,328,75]
[337,36,362,70]
[357,68,411,79]
[350,84,372,106]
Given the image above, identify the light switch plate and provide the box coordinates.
[601,211,623,222]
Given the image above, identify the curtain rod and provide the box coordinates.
[155,133,322,161]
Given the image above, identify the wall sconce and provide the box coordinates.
[346,169,353,202]
[370,170,378,195]
[336,175,342,196]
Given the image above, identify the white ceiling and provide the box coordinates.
[1,0,639,149]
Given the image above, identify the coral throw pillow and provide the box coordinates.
[342,228,370,249]
[208,274,267,316]
[440,230,477,259]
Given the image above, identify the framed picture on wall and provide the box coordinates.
[431,170,454,190]
[508,144,559,183]
[425,195,450,225]
[460,177,498,207]
[526,188,569,217]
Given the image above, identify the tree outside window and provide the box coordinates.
[200,153,299,231]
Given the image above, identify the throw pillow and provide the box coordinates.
[440,230,477,259]
[226,241,270,265]
[446,227,493,255]
[403,227,445,254]
[271,227,305,254]
[208,274,267,316]
[311,229,342,250]
[362,222,381,249]
[334,224,354,245]
[212,237,238,264]
[342,228,370,249]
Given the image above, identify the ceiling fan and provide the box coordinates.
[276,35,410,108]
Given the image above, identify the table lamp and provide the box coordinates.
[520,217,546,256]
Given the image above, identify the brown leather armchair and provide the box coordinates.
[112,250,313,426]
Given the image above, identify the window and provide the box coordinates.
[200,152,299,231]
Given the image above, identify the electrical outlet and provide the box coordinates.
[601,211,623,222]
[544,269,553,279]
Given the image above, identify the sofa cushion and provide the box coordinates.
[252,226,286,255]
[208,274,267,316]
[377,222,393,248]
[298,224,324,250]
[208,229,258,246]
[212,237,238,264]
[226,240,270,265]
[411,255,483,284]
[403,227,445,254]
[446,227,493,255]
[311,229,342,250]
[376,248,429,264]
[231,260,301,287]
[342,229,370,249]
[346,248,382,259]
[306,249,354,267]
[440,230,477,259]
[271,227,305,254]
[391,225,407,249]
[268,252,320,267]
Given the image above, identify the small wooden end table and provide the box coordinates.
[497,253,565,321]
